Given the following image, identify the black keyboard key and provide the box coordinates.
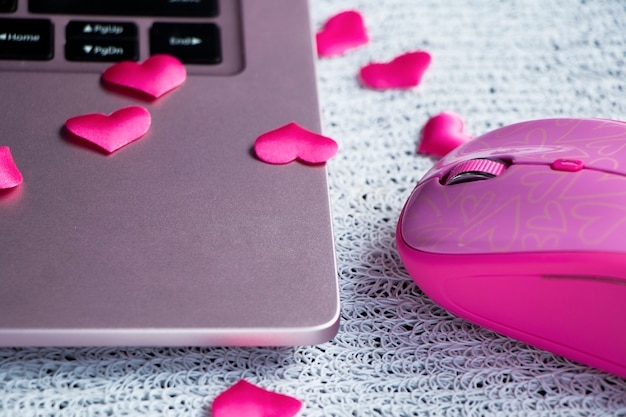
[65,40,138,62]
[65,21,138,62]
[0,0,17,13]
[29,0,219,18]
[66,21,137,40]
[150,22,221,65]
[0,18,53,60]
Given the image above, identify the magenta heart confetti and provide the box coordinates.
[418,112,473,157]
[212,380,303,417]
[101,54,187,99]
[359,50,432,90]
[65,106,151,154]
[0,147,23,189]
[254,122,338,164]
[316,10,369,57]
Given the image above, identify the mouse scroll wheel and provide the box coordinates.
[444,158,508,185]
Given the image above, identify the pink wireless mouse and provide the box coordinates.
[397,118,626,378]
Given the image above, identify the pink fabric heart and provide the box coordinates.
[316,10,369,57]
[359,50,432,90]
[212,380,303,417]
[65,106,151,154]
[101,54,187,99]
[0,147,23,189]
[418,112,473,157]
[254,122,338,164]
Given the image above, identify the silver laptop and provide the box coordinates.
[0,0,339,346]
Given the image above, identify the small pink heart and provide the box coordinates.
[212,380,302,417]
[316,10,369,57]
[101,54,187,99]
[418,112,473,157]
[254,122,338,165]
[0,147,23,189]
[65,106,151,154]
[359,50,431,90]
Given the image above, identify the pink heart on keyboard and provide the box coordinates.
[316,10,369,57]
[254,122,338,164]
[0,147,23,189]
[359,50,431,90]
[102,54,187,99]
[212,380,302,417]
[418,112,473,157]
[65,106,151,154]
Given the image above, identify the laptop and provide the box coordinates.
[0,0,339,346]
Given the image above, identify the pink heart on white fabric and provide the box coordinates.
[65,106,151,154]
[101,54,187,99]
[212,380,302,417]
[316,10,369,57]
[254,122,338,164]
[418,112,473,157]
[0,147,23,189]
[359,50,431,90]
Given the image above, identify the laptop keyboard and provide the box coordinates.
[0,0,242,74]
[28,0,219,17]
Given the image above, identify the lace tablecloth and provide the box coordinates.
[2,1,626,416]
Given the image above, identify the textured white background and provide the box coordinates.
[2,1,626,416]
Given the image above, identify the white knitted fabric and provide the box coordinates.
[2,1,626,416]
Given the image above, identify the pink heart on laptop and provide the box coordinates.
[65,106,151,154]
[359,50,431,90]
[316,10,369,57]
[254,122,338,164]
[418,112,473,157]
[212,380,302,417]
[0,147,23,189]
[102,54,187,99]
